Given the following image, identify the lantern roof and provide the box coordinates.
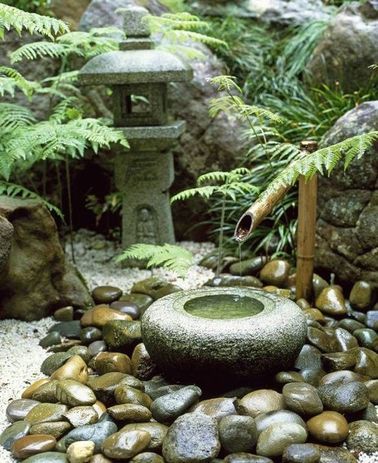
[79,6,193,86]
[79,49,192,85]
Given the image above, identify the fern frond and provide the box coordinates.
[197,171,231,185]
[0,181,63,218]
[171,185,217,203]
[209,75,241,93]
[10,41,69,63]
[265,132,378,195]
[0,66,37,97]
[0,3,68,39]
[0,103,35,129]
[117,243,194,276]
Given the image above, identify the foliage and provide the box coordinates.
[147,11,226,59]
[0,2,67,38]
[0,5,128,214]
[117,244,194,276]
[86,192,122,227]
[1,0,51,14]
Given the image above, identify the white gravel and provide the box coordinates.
[0,230,377,462]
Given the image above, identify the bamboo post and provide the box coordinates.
[296,140,318,302]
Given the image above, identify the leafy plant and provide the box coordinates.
[1,0,51,14]
[172,167,258,274]
[117,244,194,276]
[0,4,128,217]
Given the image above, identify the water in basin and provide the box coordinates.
[184,294,264,320]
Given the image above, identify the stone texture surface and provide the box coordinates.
[0,197,92,320]
[190,0,330,25]
[315,101,378,288]
[306,2,378,92]
[141,287,307,385]
[79,0,246,240]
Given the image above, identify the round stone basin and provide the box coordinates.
[141,287,307,386]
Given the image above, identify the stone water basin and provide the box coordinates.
[141,287,307,385]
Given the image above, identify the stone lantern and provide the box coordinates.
[79,6,192,247]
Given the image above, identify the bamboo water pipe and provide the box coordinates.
[234,140,319,301]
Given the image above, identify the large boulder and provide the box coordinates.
[305,1,378,92]
[0,196,92,320]
[315,101,378,288]
[50,0,91,30]
[190,0,330,25]
[79,0,246,239]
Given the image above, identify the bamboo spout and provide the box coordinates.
[234,140,319,243]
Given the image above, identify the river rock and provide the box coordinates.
[92,285,122,304]
[64,406,98,427]
[102,429,151,459]
[346,419,378,453]
[151,385,202,424]
[111,300,141,319]
[315,445,357,463]
[81,305,132,328]
[349,281,373,310]
[115,385,152,408]
[315,288,347,316]
[29,421,72,439]
[88,341,107,357]
[120,293,153,314]
[120,423,168,451]
[22,452,68,462]
[6,399,39,423]
[130,453,164,463]
[321,350,358,372]
[131,277,181,300]
[131,343,156,380]
[283,382,323,416]
[319,369,366,386]
[354,328,378,350]
[205,275,263,288]
[107,403,152,422]
[11,434,56,459]
[354,347,378,378]
[51,355,88,383]
[318,381,369,413]
[338,318,366,333]
[39,331,62,348]
[162,412,220,463]
[259,260,290,287]
[256,423,307,458]
[22,380,50,399]
[282,443,320,463]
[307,411,349,444]
[31,381,59,403]
[219,415,257,453]
[92,351,131,375]
[254,410,306,436]
[49,321,81,339]
[238,390,284,418]
[305,2,378,92]
[0,197,92,320]
[87,372,131,404]
[41,352,73,376]
[54,306,74,321]
[57,415,117,452]
[275,371,304,385]
[229,257,267,276]
[295,345,322,371]
[366,310,378,330]
[67,440,95,463]
[191,397,237,420]
[25,403,68,425]
[103,320,141,351]
[334,328,359,351]
[365,379,378,404]
[80,327,102,345]
[56,380,96,407]
[0,421,30,450]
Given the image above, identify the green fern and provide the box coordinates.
[261,132,378,201]
[10,27,121,63]
[117,244,194,276]
[0,181,63,218]
[0,66,37,97]
[0,3,68,38]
